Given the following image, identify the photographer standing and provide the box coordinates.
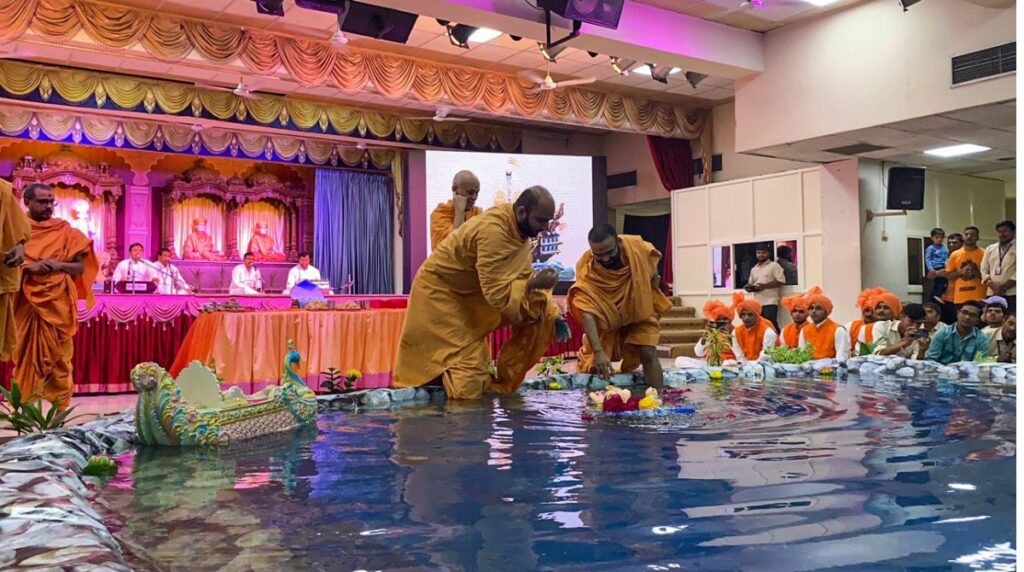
[744,243,786,332]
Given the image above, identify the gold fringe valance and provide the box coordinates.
[0,0,711,148]
[0,60,523,153]
[0,106,408,235]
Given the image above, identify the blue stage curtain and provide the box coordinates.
[314,169,394,294]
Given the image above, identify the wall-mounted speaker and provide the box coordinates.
[537,0,626,29]
[887,167,926,210]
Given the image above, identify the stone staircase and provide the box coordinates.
[659,297,705,359]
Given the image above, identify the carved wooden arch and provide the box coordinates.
[162,158,232,257]
[12,145,123,263]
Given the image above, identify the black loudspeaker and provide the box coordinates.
[295,0,418,44]
[887,167,926,210]
[538,0,626,29]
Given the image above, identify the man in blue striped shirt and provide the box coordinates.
[925,300,985,364]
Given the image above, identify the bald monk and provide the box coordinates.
[778,291,810,349]
[797,286,851,361]
[731,292,777,362]
[182,217,226,261]
[430,170,482,249]
[13,183,99,410]
[247,222,286,261]
[568,225,671,388]
[395,186,564,399]
[1,179,31,361]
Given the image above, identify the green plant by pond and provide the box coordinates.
[0,380,81,435]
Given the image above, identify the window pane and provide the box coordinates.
[776,240,798,286]
[908,237,924,285]
[712,245,732,289]
[734,241,768,287]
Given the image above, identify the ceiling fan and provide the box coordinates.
[428,106,470,123]
[740,0,807,8]
[193,75,279,99]
[517,66,596,93]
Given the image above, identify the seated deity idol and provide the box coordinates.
[69,199,96,241]
[247,222,286,262]
[181,217,226,261]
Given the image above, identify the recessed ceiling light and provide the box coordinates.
[805,0,840,6]
[631,65,681,77]
[468,28,502,44]
[924,144,991,158]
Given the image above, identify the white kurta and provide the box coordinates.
[798,325,852,361]
[284,264,322,295]
[229,264,263,295]
[153,261,191,295]
[111,259,157,283]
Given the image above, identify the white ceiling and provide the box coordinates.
[634,0,866,32]
[747,101,1016,177]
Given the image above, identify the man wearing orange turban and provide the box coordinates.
[430,170,483,249]
[779,291,810,348]
[798,286,851,361]
[731,292,777,361]
[568,225,672,387]
[13,183,99,411]
[695,299,738,362]
[870,291,902,323]
[846,287,885,351]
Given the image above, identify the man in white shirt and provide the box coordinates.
[150,247,193,295]
[284,252,321,295]
[745,244,787,332]
[872,303,930,359]
[981,220,1016,314]
[229,252,263,295]
[111,243,158,287]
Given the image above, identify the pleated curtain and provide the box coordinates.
[314,169,393,294]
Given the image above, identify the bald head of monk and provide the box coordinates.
[23,183,56,222]
[452,170,480,210]
[587,224,623,270]
[514,185,555,239]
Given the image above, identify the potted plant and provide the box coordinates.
[344,369,362,391]
[320,367,344,394]
[0,380,81,436]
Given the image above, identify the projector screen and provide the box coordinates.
[424,151,596,281]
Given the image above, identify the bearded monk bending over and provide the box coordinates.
[394,186,564,399]
[13,183,98,411]
[568,225,671,388]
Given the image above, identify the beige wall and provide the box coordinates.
[520,130,606,157]
[670,160,862,325]
[710,102,813,183]
[734,0,1015,151]
[859,160,1011,300]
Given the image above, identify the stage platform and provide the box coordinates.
[0,294,582,395]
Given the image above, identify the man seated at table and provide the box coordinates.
[229,252,263,295]
[284,252,321,295]
[568,225,671,388]
[181,217,226,261]
[925,300,984,365]
[247,222,287,262]
[152,247,193,295]
[394,186,563,399]
[798,286,851,361]
[111,243,159,287]
[430,170,482,249]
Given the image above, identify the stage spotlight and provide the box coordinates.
[587,51,599,58]
[252,0,284,16]
[510,35,522,41]
[539,42,568,63]
[684,71,707,88]
[647,64,675,84]
[610,56,635,76]
[900,0,924,10]
[298,0,418,44]
[445,23,476,48]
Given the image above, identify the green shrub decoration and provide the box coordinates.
[536,356,566,377]
[83,455,118,477]
[764,345,814,364]
[0,380,81,435]
[858,341,878,356]
[703,328,732,367]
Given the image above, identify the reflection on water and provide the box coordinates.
[97,378,1016,571]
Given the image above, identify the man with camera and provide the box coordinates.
[872,303,930,359]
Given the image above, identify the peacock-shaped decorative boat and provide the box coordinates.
[131,340,317,447]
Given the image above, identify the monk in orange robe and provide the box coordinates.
[778,291,810,348]
[1,179,31,361]
[395,186,562,399]
[430,170,482,249]
[797,286,851,361]
[568,225,671,387]
[247,222,287,261]
[732,292,777,361]
[182,217,226,260]
[13,183,98,410]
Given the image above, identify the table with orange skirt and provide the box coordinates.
[169,308,407,393]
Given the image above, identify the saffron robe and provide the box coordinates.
[247,233,286,261]
[568,235,671,373]
[182,231,225,260]
[13,219,98,409]
[395,204,559,399]
[430,201,483,249]
[0,179,31,361]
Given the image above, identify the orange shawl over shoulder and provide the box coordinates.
[429,201,483,249]
[567,235,672,333]
[18,218,98,333]
[0,180,31,360]
[803,319,840,359]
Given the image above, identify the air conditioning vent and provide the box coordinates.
[952,42,1015,85]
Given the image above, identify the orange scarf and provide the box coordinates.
[779,322,804,348]
[735,317,774,360]
[803,319,840,359]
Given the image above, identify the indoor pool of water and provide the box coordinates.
[96,378,1016,571]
